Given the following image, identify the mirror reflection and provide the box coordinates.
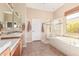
[0,11,13,32]
[13,12,22,32]
[0,10,22,35]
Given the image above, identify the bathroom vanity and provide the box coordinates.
[0,3,25,56]
[0,38,23,56]
[0,32,24,56]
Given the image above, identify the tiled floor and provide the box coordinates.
[22,40,65,56]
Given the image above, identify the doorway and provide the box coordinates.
[32,19,42,41]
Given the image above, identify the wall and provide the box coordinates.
[27,7,53,22]
[53,3,79,19]
[0,3,10,11]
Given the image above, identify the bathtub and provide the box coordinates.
[48,36,79,56]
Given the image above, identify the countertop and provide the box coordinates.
[0,32,23,39]
[0,38,20,54]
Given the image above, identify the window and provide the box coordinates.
[65,6,79,33]
[66,13,79,33]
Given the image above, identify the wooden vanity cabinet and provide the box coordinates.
[0,35,23,56]
[12,43,20,56]
[11,39,23,56]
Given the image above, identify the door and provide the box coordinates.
[32,19,42,41]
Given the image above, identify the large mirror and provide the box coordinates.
[0,10,13,32]
[13,11,22,32]
[0,10,22,34]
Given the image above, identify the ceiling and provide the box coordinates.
[26,3,64,12]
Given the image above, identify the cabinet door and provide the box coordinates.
[20,39,23,55]
[12,43,20,56]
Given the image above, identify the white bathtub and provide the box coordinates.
[48,36,79,56]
